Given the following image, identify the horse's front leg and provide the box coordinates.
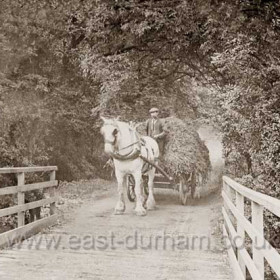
[133,171,147,216]
[114,170,126,215]
[146,168,156,210]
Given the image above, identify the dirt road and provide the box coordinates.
[0,186,231,280]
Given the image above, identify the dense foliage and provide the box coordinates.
[0,0,110,180]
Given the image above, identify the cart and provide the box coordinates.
[126,155,196,205]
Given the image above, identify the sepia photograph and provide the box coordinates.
[0,0,279,279]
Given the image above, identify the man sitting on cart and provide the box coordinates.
[145,107,166,159]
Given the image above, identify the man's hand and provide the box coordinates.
[154,131,166,139]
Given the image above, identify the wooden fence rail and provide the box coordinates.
[222,176,280,280]
[0,166,58,248]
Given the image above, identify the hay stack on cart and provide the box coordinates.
[136,117,211,202]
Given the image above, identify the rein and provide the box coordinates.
[118,140,140,151]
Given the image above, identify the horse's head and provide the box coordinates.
[100,117,119,155]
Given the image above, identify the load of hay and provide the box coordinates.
[137,117,211,180]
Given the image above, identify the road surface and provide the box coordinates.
[0,186,232,280]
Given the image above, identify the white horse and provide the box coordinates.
[100,117,159,216]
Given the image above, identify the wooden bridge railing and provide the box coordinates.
[0,166,58,248]
[222,176,280,280]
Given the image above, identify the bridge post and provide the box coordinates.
[236,191,246,277]
[223,181,235,226]
[49,170,56,215]
[252,201,264,279]
[17,172,25,227]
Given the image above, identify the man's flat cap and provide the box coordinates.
[149,107,159,113]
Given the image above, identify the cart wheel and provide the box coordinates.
[127,175,136,202]
[178,177,189,205]
[142,175,149,196]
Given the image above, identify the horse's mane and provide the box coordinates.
[116,120,130,130]
[102,118,133,134]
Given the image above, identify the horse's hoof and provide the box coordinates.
[135,208,147,216]
[114,209,125,215]
[146,201,156,210]
[147,204,157,210]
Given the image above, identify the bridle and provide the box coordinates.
[103,125,118,146]
[102,123,141,160]
[104,138,117,146]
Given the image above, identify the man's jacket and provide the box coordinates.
[145,118,166,139]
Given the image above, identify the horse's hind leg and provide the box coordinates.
[133,171,147,216]
[114,170,126,215]
[146,168,156,210]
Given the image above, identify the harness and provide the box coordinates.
[102,121,172,180]
[103,122,154,174]
[108,126,142,161]
[111,148,141,161]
